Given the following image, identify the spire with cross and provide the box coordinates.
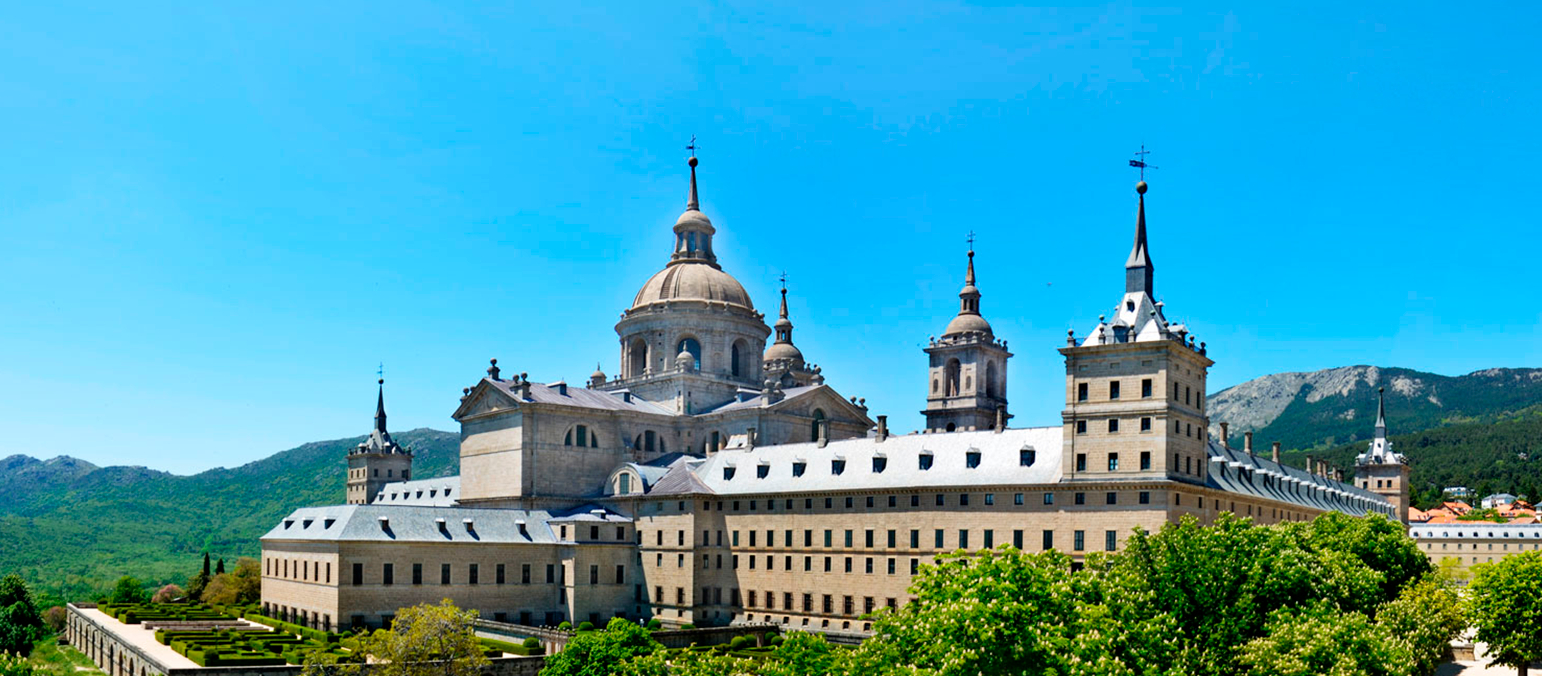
[1129,144,1158,181]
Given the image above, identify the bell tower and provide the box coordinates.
[923,244,1012,432]
[346,379,413,504]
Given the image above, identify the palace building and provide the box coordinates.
[260,158,1405,635]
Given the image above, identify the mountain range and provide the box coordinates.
[2,365,1539,604]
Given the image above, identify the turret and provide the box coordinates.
[346,378,413,505]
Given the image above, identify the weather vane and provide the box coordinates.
[687,135,698,158]
[377,362,384,383]
[1129,144,1158,181]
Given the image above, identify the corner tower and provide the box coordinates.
[924,246,1012,432]
[1356,387,1411,522]
[1059,180,1213,483]
[346,379,413,504]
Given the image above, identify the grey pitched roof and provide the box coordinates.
[648,459,716,495]
[1410,523,1542,539]
[699,385,820,414]
[483,378,677,415]
[547,504,632,523]
[1205,441,1394,517]
[620,453,698,490]
[687,427,1062,495]
[261,504,557,544]
[372,476,462,506]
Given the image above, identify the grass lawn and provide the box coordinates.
[29,635,104,676]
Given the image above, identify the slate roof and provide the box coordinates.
[372,477,462,506]
[698,385,820,414]
[618,453,698,491]
[261,504,557,544]
[1410,523,1542,540]
[483,378,677,415]
[1204,441,1393,517]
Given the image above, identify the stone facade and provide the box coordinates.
[261,170,1403,636]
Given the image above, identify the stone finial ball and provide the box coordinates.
[1136,181,1148,194]
[688,156,698,168]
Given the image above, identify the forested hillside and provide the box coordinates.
[0,429,458,605]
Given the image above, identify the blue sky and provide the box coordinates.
[2,2,1538,474]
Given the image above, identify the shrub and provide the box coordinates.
[680,623,695,630]
[522,637,540,649]
[645,618,662,630]
[557,621,572,631]
[576,621,595,632]
[729,635,749,650]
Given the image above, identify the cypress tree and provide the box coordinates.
[215,558,225,575]
[202,553,211,576]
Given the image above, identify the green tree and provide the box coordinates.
[200,575,236,606]
[1470,550,1542,675]
[540,618,660,676]
[1377,577,1467,676]
[231,557,262,604]
[0,653,34,676]
[0,575,43,656]
[108,577,147,605]
[305,599,488,676]
[41,607,66,635]
[1238,604,1409,676]
[214,558,225,575]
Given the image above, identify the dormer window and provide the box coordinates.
[872,457,887,473]
[831,459,846,475]
[723,467,736,480]
[283,520,294,529]
[756,464,770,479]
[792,462,806,477]
[966,451,982,469]
[1019,447,1036,467]
[919,454,934,471]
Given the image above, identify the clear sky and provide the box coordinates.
[2,2,1538,474]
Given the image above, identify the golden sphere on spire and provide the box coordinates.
[688,156,698,168]
[1136,181,1148,194]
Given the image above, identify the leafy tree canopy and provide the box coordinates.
[540,618,660,676]
[1470,550,1542,673]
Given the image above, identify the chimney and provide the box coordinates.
[746,427,757,450]
[1244,432,1254,456]
[876,415,889,442]
[995,406,1006,433]
[816,420,829,448]
[1220,423,1230,448]
[1271,442,1281,464]
[1305,454,1315,475]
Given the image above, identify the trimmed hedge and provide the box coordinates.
[477,637,543,657]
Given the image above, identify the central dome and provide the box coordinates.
[631,263,754,310]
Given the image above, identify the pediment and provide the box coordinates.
[778,385,874,426]
[451,381,521,421]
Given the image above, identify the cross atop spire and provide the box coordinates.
[1129,144,1158,181]
[1124,174,1155,297]
[375,377,388,434]
[1375,386,1388,439]
[685,152,700,211]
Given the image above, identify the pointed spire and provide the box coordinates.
[1375,386,1387,439]
[1125,181,1155,296]
[375,378,387,434]
[686,156,700,211]
[774,275,794,343]
[958,247,981,316]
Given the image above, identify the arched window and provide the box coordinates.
[618,473,632,494]
[628,339,648,377]
[945,359,961,396]
[677,338,701,371]
[811,409,826,442]
[564,425,599,448]
[731,342,743,377]
[986,362,998,398]
[932,378,939,394]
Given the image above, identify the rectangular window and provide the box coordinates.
[805,556,812,571]
[1141,378,1152,397]
[1014,493,1024,505]
[889,495,897,508]
[1074,530,1085,551]
[749,531,757,547]
[1077,382,1088,401]
[911,494,920,507]
[352,563,363,586]
[1108,419,1120,433]
[845,530,854,547]
[1020,449,1035,466]
[936,493,945,506]
[1042,530,1054,550]
[985,493,995,505]
[911,558,920,575]
[1140,451,1151,470]
[1075,492,1085,505]
[844,557,852,573]
[983,530,994,549]
[383,563,394,586]
[469,563,479,585]
[866,530,875,548]
[909,529,919,548]
[845,497,854,508]
[441,563,450,585]
[935,529,945,549]
[1013,529,1024,549]
[1043,492,1054,505]
[1076,420,1087,434]
[824,530,833,547]
[888,558,896,575]
[1110,381,1121,399]
[918,454,933,470]
[546,564,555,584]
[960,493,970,506]
[958,530,969,549]
[733,531,740,546]
[887,530,896,548]
[1076,454,1086,472]
[522,563,531,584]
[865,558,873,574]
[823,595,834,614]
[1139,491,1151,504]
[412,563,423,585]
[1106,492,1117,505]
[824,557,832,572]
[1105,531,1117,552]
[1108,453,1119,471]
[615,565,625,584]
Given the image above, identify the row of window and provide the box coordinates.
[268,558,331,583]
[346,562,622,586]
[1425,542,1542,552]
[652,489,1104,518]
[1072,379,1205,410]
[649,528,1119,565]
[557,524,630,542]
